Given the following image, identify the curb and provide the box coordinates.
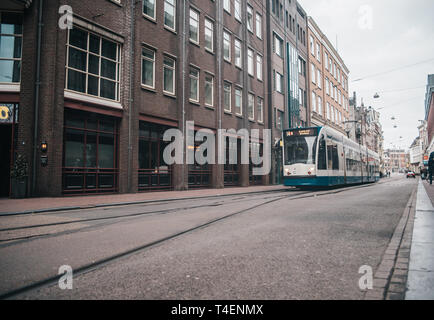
[0,187,289,217]
[364,182,418,300]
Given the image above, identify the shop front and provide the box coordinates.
[138,121,173,191]
[63,109,119,194]
[0,102,18,198]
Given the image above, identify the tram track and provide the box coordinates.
[0,181,385,299]
[0,190,305,246]
[0,182,381,245]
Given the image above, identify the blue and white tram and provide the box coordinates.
[282,126,380,187]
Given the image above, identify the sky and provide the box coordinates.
[298,0,434,150]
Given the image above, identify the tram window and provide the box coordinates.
[327,145,333,170]
[284,135,317,165]
[332,146,339,170]
[318,136,327,170]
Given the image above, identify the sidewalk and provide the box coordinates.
[0,185,287,216]
[405,179,434,300]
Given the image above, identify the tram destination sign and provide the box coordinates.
[286,128,318,137]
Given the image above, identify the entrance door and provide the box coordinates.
[0,124,12,197]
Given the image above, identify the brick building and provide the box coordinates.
[307,17,350,135]
[0,0,351,198]
[424,74,434,153]
[0,0,275,198]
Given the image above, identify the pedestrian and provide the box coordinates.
[429,153,434,185]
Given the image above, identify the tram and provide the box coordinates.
[282,126,380,187]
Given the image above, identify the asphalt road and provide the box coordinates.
[0,176,417,299]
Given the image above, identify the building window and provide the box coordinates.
[141,47,155,89]
[316,42,321,62]
[257,97,263,123]
[63,110,118,194]
[234,38,242,68]
[164,0,176,31]
[256,13,262,39]
[143,0,155,20]
[204,19,214,52]
[275,71,283,93]
[327,102,330,120]
[248,93,254,120]
[223,31,231,62]
[326,78,329,95]
[224,0,230,13]
[276,109,283,130]
[274,33,283,57]
[310,35,314,56]
[224,81,231,112]
[317,70,321,88]
[189,8,199,44]
[311,63,315,84]
[189,68,199,102]
[234,0,241,21]
[247,5,254,33]
[235,87,242,115]
[325,52,329,70]
[66,27,121,101]
[204,74,214,107]
[312,92,316,112]
[318,96,322,116]
[248,49,254,76]
[256,54,263,81]
[163,56,175,95]
[0,12,22,83]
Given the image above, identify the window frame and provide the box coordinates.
[141,46,155,89]
[65,26,121,102]
[164,0,176,32]
[163,56,176,95]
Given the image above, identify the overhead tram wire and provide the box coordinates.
[351,58,434,82]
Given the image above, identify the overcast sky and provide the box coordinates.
[299,0,434,150]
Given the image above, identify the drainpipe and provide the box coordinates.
[127,0,136,192]
[32,0,43,196]
[181,0,186,189]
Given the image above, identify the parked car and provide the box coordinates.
[406,171,416,179]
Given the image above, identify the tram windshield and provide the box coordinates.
[284,129,318,165]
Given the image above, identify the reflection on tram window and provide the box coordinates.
[284,135,317,165]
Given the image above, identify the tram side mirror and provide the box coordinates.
[41,156,48,167]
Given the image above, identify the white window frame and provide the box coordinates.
[224,81,232,112]
[189,8,199,44]
[224,0,231,14]
[204,18,214,52]
[223,31,231,62]
[143,0,156,20]
[248,93,255,120]
[204,73,214,107]
[235,87,243,116]
[257,97,264,123]
[189,67,199,102]
[234,38,242,68]
[163,56,176,95]
[234,0,242,21]
[256,54,263,81]
[164,0,176,31]
[248,48,254,76]
[141,46,155,89]
[247,5,254,33]
[256,13,262,39]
